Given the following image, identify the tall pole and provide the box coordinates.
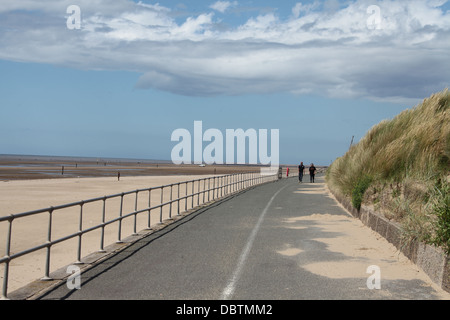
[349,136,355,149]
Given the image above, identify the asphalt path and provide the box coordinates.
[37,175,450,300]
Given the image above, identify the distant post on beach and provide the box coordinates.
[61,166,64,175]
[118,171,121,181]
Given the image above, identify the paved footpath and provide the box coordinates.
[37,175,450,300]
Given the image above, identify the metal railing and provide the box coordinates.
[0,171,278,299]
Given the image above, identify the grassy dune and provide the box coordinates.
[326,89,449,253]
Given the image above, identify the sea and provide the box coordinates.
[0,154,172,166]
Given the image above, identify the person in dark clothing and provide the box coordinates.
[309,164,316,183]
[298,162,305,183]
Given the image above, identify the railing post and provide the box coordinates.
[203,179,206,204]
[208,178,211,202]
[147,189,152,230]
[169,185,173,219]
[41,208,54,281]
[177,183,180,215]
[75,202,84,264]
[217,176,220,198]
[1,217,13,299]
[117,194,124,243]
[99,197,107,252]
[224,175,227,196]
[218,176,221,198]
[133,191,139,235]
[185,182,188,212]
[197,180,200,206]
[160,187,164,223]
[241,173,243,190]
[191,181,194,209]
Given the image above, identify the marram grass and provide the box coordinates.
[326,89,449,253]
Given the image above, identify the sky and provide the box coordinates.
[0,0,449,166]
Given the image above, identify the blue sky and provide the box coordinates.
[1,0,449,166]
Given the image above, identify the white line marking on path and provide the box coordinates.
[220,183,290,300]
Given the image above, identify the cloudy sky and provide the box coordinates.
[1,0,449,165]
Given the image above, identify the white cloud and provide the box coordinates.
[210,1,238,13]
[173,13,214,38]
[0,0,449,104]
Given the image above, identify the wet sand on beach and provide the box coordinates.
[0,157,260,181]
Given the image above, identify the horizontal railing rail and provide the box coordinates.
[0,171,278,299]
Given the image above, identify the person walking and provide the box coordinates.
[298,162,305,183]
[309,163,316,183]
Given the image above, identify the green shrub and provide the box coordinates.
[352,175,373,211]
[428,179,450,254]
